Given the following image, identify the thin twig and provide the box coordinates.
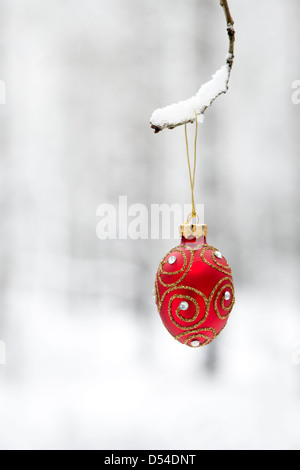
[220,0,235,67]
[150,0,235,133]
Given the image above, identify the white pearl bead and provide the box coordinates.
[224,291,231,301]
[179,301,189,311]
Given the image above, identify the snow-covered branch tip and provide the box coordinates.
[150,0,235,134]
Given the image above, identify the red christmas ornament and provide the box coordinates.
[154,224,235,348]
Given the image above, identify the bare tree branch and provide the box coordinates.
[220,0,235,63]
[150,0,235,133]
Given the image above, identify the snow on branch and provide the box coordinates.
[150,0,235,133]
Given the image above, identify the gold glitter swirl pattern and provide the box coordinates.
[175,327,217,347]
[211,251,230,270]
[158,284,206,311]
[200,245,232,276]
[173,295,199,323]
[163,286,209,330]
[213,283,235,320]
[154,277,160,305]
[160,248,187,276]
[207,276,233,303]
[158,248,194,288]
[221,293,233,311]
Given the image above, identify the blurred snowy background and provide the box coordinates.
[0,0,300,450]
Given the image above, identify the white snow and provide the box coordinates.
[150,64,230,130]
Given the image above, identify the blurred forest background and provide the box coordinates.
[0,0,300,450]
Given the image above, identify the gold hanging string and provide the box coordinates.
[185,111,199,223]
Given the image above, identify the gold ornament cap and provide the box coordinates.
[179,223,207,240]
